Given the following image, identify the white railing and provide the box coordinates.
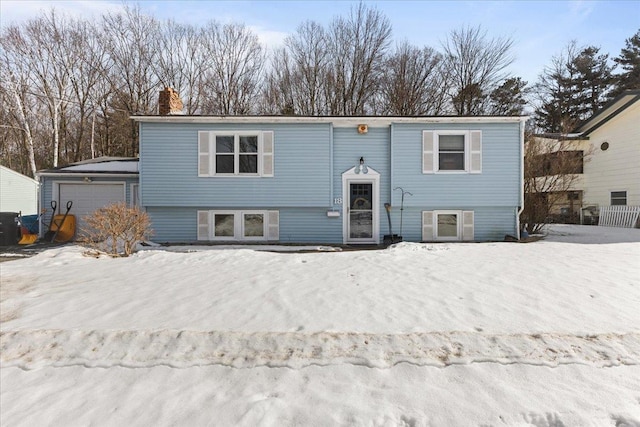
[598,205,640,228]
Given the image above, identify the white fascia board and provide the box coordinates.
[131,116,529,127]
[36,172,139,178]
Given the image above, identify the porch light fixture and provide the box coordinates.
[357,124,368,134]
[356,156,368,174]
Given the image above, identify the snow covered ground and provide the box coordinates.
[1,224,639,426]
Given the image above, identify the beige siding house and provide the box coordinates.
[0,165,39,215]
[576,90,640,208]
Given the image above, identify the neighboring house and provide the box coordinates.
[37,157,139,236]
[0,165,39,215]
[575,90,640,211]
[133,107,526,244]
[533,90,640,226]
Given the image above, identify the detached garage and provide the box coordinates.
[37,157,139,239]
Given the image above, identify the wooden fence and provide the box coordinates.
[598,205,640,228]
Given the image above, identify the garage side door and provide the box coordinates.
[58,183,126,233]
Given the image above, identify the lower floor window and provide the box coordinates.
[199,210,279,241]
[611,191,627,206]
[422,210,474,241]
[437,213,459,238]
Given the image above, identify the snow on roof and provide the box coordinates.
[60,160,139,173]
[39,157,139,174]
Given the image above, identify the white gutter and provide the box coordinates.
[131,115,527,126]
[36,172,139,177]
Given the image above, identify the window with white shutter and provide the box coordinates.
[426,210,475,241]
[426,130,482,174]
[197,210,279,241]
[198,132,211,177]
[267,210,279,240]
[262,131,274,177]
[197,131,274,177]
[470,131,482,173]
[422,131,434,174]
[197,210,210,240]
[462,210,474,240]
[422,211,434,241]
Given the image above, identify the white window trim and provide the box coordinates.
[198,131,274,178]
[610,190,627,206]
[341,166,381,245]
[423,130,482,174]
[199,209,279,241]
[435,131,469,174]
[422,209,475,241]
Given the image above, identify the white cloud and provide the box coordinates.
[249,25,289,49]
[0,0,125,26]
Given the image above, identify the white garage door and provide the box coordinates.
[58,183,126,232]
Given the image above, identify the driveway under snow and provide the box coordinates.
[1,224,639,426]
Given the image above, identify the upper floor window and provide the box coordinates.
[199,131,273,177]
[611,191,627,206]
[422,130,482,174]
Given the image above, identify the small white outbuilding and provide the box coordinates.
[0,165,39,215]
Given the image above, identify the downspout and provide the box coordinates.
[329,123,334,209]
[390,123,394,203]
[516,118,526,239]
[35,171,43,238]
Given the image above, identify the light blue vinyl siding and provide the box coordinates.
[148,206,342,243]
[140,122,332,207]
[393,206,518,242]
[333,126,391,241]
[139,119,522,243]
[391,123,521,208]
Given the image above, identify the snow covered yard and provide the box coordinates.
[1,224,639,426]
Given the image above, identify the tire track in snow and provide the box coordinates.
[1,330,639,370]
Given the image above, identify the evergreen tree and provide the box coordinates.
[611,29,640,97]
[534,42,615,133]
[489,77,528,115]
[568,46,614,118]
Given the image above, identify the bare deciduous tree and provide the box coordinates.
[152,20,205,114]
[100,5,160,156]
[380,41,445,115]
[442,25,514,115]
[201,22,265,114]
[521,132,592,234]
[325,2,392,115]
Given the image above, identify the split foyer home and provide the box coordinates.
[131,96,526,244]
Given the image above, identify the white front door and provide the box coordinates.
[342,166,380,244]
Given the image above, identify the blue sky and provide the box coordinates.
[1,0,638,84]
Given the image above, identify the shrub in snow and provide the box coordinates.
[79,202,153,257]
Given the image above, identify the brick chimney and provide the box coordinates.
[158,87,184,115]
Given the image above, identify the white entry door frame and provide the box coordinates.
[342,166,380,244]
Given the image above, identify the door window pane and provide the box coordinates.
[214,214,235,237]
[244,214,264,237]
[350,211,372,238]
[350,183,372,210]
[437,214,458,237]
